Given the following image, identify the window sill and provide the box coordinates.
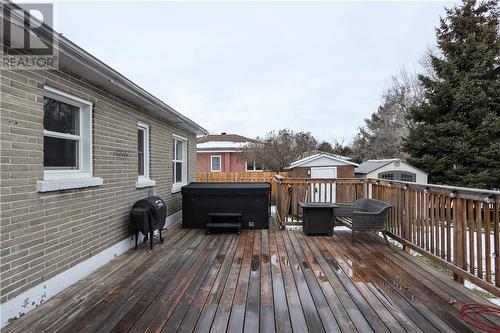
[37,177,103,192]
[171,182,187,193]
[136,178,156,189]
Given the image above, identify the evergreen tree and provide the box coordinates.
[318,139,353,157]
[404,0,500,189]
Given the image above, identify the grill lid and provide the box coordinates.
[132,196,166,209]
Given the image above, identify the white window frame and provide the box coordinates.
[172,134,188,193]
[211,155,222,172]
[136,122,156,188]
[38,86,102,192]
[245,161,263,172]
[43,87,91,180]
[310,166,337,179]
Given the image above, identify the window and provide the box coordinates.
[400,172,416,182]
[246,161,263,172]
[211,155,221,172]
[136,122,155,188]
[138,128,145,176]
[137,123,149,178]
[38,87,102,192]
[43,98,80,169]
[43,88,92,178]
[172,135,187,191]
[379,172,394,180]
[378,171,416,183]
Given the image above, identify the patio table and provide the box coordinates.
[299,202,338,236]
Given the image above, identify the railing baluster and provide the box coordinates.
[424,191,428,250]
[419,191,422,247]
[424,190,428,250]
[446,196,452,262]
[440,195,446,259]
[476,201,483,279]
[435,193,440,257]
[485,204,492,283]
[468,200,475,275]
[429,192,432,252]
[430,192,435,254]
[494,202,499,288]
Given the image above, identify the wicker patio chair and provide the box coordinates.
[335,198,392,244]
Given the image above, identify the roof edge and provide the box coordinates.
[5,3,207,135]
[287,153,359,169]
[60,36,208,135]
[355,160,429,175]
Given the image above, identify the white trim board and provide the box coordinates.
[197,150,242,153]
[0,210,182,328]
[210,155,222,172]
[287,153,358,169]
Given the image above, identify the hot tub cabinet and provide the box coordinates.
[181,183,271,229]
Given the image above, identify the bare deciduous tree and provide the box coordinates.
[351,68,424,162]
[383,67,424,115]
[242,129,318,172]
[418,46,440,81]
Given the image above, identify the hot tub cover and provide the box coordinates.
[181,182,271,229]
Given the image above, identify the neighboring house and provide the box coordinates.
[0,6,206,326]
[355,159,428,184]
[286,153,359,179]
[196,133,261,172]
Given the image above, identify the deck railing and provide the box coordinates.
[274,176,500,297]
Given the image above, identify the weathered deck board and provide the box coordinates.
[3,216,492,333]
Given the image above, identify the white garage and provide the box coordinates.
[355,159,428,184]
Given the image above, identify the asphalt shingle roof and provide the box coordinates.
[355,159,396,174]
[197,134,256,143]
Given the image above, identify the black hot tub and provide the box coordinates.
[181,182,271,229]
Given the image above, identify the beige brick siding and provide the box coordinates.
[0,67,197,303]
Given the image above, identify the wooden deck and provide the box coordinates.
[4,216,496,333]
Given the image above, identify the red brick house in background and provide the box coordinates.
[197,133,261,172]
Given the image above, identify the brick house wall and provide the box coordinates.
[196,152,246,172]
[0,67,197,304]
[230,153,246,172]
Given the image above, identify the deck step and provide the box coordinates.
[206,222,242,234]
[207,222,242,228]
[208,213,243,217]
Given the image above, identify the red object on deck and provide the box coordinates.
[460,303,500,332]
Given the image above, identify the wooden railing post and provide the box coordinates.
[453,197,465,283]
[402,185,410,253]
[362,180,368,199]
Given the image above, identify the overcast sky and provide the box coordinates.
[53,1,456,142]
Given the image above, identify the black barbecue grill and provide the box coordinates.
[130,196,166,250]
